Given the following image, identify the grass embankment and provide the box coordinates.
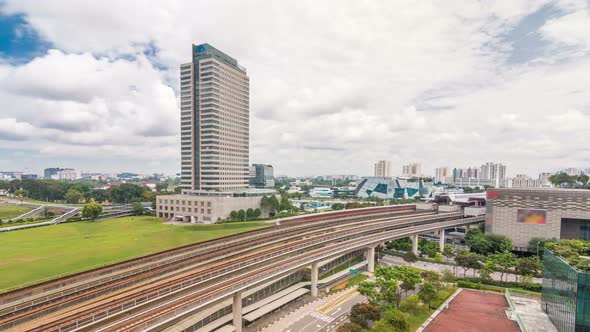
[0,216,269,292]
[0,204,33,220]
[407,285,457,331]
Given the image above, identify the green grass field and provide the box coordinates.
[0,204,33,220]
[0,216,269,292]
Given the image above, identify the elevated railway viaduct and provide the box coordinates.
[0,204,483,332]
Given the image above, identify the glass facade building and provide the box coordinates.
[179,43,250,191]
[542,249,590,331]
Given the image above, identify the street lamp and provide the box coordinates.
[536,240,541,256]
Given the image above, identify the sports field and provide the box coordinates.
[0,216,269,292]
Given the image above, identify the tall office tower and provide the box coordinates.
[374,160,392,177]
[179,44,250,191]
[434,167,450,183]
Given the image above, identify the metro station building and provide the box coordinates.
[485,188,590,251]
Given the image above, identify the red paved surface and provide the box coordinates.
[423,289,519,332]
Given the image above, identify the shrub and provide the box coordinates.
[457,280,481,290]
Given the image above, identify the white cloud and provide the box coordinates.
[0,0,589,176]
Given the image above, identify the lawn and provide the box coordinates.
[407,285,458,331]
[0,216,269,292]
[0,204,33,220]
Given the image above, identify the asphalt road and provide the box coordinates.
[274,288,366,332]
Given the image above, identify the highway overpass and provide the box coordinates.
[0,204,483,332]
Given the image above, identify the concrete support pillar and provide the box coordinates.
[367,246,375,273]
[439,230,446,252]
[411,234,419,255]
[311,261,319,297]
[233,292,242,332]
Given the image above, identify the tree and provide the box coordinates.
[253,208,262,218]
[489,251,517,283]
[516,256,541,277]
[350,303,381,328]
[132,202,144,215]
[418,281,437,309]
[391,266,422,300]
[279,195,292,211]
[331,203,345,210]
[336,323,364,332]
[548,172,576,188]
[402,251,417,265]
[371,307,409,332]
[455,252,481,277]
[82,200,103,221]
[528,237,550,256]
[246,208,255,220]
[260,196,271,213]
[107,184,146,203]
[155,182,168,192]
[465,228,491,255]
[419,239,438,258]
[388,238,412,252]
[578,173,590,186]
[236,209,246,221]
[230,210,238,220]
[89,189,108,203]
[14,189,29,201]
[487,234,513,253]
[443,244,454,261]
[268,195,280,213]
[64,188,84,204]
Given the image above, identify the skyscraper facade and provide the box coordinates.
[179,44,250,191]
[374,160,392,177]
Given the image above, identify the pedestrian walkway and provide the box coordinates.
[508,292,557,332]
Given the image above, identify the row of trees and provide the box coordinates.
[228,208,262,221]
[548,172,590,188]
[0,179,160,204]
[338,266,450,332]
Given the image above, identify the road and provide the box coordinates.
[381,254,542,283]
[265,287,366,332]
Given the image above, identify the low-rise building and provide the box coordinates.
[309,187,334,198]
[485,188,590,251]
[156,188,277,224]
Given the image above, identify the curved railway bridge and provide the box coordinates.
[0,204,483,332]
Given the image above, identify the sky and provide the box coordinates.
[0,0,589,177]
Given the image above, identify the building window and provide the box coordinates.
[182,207,185,212]
[201,202,205,207]
[207,202,211,207]
[201,209,205,214]
[176,207,179,211]
[188,208,191,212]
[182,200,186,205]
[207,209,211,214]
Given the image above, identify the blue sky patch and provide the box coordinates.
[0,13,50,63]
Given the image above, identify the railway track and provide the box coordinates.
[99,216,485,332]
[1,206,422,330]
[15,211,468,332]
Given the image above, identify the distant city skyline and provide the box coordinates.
[0,2,589,177]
